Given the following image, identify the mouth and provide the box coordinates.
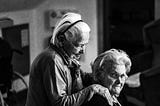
[76,54,81,57]
[72,54,81,60]
[111,86,122,96]
[115,84,123,89]
[115,86,122,89]
[112,84,122,91]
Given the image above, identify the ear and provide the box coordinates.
[57,34,65,42]
[56,34,65,47]
[96,69,105,83]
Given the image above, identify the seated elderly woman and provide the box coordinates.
[83,49,131,106]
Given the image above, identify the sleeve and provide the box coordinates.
[43,60,94,106]
[80,71,94,87]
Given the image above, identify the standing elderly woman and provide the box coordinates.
[84,49,132,106]
[26,12,113,106]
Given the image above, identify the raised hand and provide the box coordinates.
[125,72,141,88]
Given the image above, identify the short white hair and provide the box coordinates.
[50,12,90,45]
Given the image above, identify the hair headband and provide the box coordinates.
[61,20,83,35]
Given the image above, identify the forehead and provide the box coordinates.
[111,64,126,75]
[78,32,90,44]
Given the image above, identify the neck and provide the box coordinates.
[54,43,80,69]
[112,95,121,106]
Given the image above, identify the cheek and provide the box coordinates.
[108,77,117,87]
[73,48,79,52]
[64,43,74,53]
[103,76,116,88]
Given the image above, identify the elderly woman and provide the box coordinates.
[26,12,112,106]
[84,49,132,106]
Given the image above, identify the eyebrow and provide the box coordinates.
[110,70,126,76]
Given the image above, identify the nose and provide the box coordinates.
[79,45,86,54]
[79,48,84,54]
[116,77,125,84]
[117,78,122,84]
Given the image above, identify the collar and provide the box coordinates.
[49,44,80,69]
[112,96,121,106]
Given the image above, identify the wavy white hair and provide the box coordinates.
[91,49,132,82]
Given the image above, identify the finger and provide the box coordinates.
[103,89,113,105]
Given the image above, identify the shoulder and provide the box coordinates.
[31,48,59,71]
[80,71,94,87]
[83,94,110,106]
[34,47,63,64]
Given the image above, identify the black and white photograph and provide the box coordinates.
[0,0,159,106]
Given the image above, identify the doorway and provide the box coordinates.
[101,0,155,56]
[2,24,30,76]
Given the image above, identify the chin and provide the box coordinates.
[77,56,81,60]
[114,93,120,97]
[74,55,81,60]
[112,89,121,97]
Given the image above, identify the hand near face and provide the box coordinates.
[125,72,141,88]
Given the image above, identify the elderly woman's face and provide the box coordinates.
[102,64,128,97]
[63,32,90,60]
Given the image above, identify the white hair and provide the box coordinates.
[91,49,132,82]
[50,12,90,45]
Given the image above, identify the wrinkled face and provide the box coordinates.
[63,32,90,60]
[102,64,128,97]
